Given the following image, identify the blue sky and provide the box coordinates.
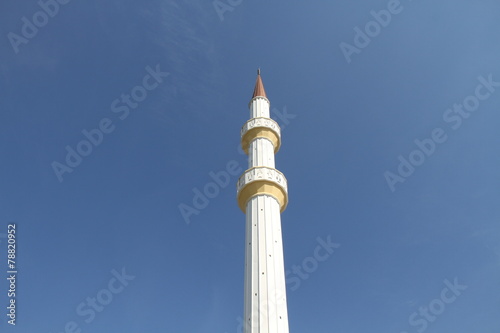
[1,0,499,332]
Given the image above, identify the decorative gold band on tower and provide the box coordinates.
[240,117,281,155]
[237,166,288,212]
[238,112,287,212]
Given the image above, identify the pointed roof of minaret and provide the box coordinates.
[251,68,267,99]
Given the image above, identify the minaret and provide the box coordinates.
[237,69,289,333]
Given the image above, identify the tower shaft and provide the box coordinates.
[237,72,289,333]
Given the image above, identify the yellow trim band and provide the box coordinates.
[241,127,281,155]
[237,180,288,213]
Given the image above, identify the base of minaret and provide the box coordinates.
[243,195,289,333]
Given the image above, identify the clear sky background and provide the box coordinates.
[1,0,499,332]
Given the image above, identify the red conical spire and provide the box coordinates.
[252,68,267,99]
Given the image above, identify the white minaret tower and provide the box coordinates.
[237,69,290,333]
